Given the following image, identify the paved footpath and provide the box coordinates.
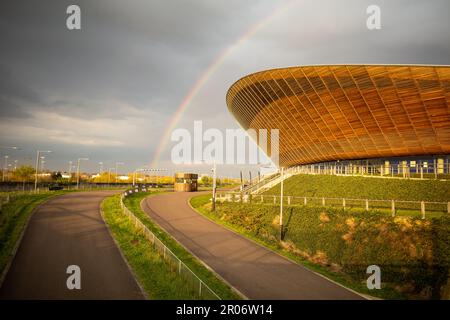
[0,191,144,299]
[142,192,365,300]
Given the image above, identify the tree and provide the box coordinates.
[200,176,212,186]
[15,165,35,191]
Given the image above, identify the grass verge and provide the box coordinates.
[108,191,241,300]
[101,194,206,299]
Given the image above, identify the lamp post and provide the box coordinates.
[279,167,284,241]
[1,147,19,183]
[197,159,217,211]
[132,166,150,187]
[68,161,74,189]
[138,168,167,187]
[34,150,51,192]
[76,158,89,189]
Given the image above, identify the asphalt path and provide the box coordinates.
[0,191,144,299]
[142,191,364,300]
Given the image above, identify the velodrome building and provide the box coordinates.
[226,65,450,175]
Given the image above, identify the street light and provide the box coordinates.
[68,161,74,189]
[108,167,115,186]
[76,158,89,189]
[0,146,20,150]
[115,162,124,184]
[34,150,51,192]
[1,146,20,183]
[197,159,217,211]
[98,162,103,174]
[211,160,217,211]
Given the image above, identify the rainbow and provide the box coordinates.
[150,0,298,167]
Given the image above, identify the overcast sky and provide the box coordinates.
[1,0,449,177]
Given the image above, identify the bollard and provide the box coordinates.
[304,197,307,205]
[273,196,276,204]
[365,199,369,211]
[288,196,291,205]
[343,198,346,210]
[261,195,264,203]
[322,197,325,206]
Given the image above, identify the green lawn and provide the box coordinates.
[120,191,242,300]
[0,191,68,277]
[191,193,450,300]
[265,174,450,202]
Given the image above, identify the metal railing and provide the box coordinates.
[288,162,450,180]
[0,190,38,211]
[120,190,220,300]
[217,192,450,219]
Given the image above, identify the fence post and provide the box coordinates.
[304,197,307,205]
[178,260,181,274]
[365,199,369,211]
[421,201,425,220]
[322,197,325,206]
[288,196,291,205]
[343,198,346,210]
[199,281,202,297]
[261,195,263,203]
[273,195,276,204]
[391,200,395,217]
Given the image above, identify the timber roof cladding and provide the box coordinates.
[226,65,450,167]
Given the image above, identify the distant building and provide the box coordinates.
[174,173,198,192]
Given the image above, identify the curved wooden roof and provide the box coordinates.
[226,65,450,167]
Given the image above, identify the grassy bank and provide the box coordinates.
[191,194,450,300]
[0,191,67,277]
[115,192,241,300]
[265,174,450,202]
[101,194,204,299]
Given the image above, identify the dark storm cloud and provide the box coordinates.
[0,64,40,118]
